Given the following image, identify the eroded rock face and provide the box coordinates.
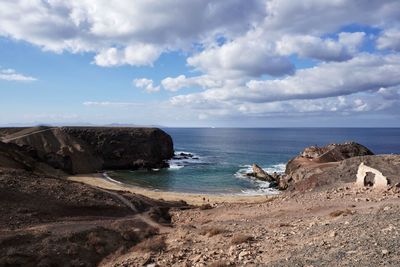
[284,142,380,191]
[0,127,174,174]
[300,142,373,162]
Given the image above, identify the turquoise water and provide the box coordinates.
[109,128,400,195]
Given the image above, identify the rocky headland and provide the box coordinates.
[0,126,173,174]
[0,126,187,266]
[0,128,399,266]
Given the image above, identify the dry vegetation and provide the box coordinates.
[329,208,354,217]
[231,234,253,245]
[134,236,166,253]
[200,227,228,237]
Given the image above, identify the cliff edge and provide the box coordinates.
[0,126,174,174]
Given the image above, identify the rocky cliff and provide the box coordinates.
[0,127,185,266]
[0,126,174,174]
[284,142,400,191]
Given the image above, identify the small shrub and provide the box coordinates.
[231,234,253,245]
[277,223,293,228]
[199,204,213,210]
[135,236,166,252]
[329,209,353,217]
[200,227,227,237]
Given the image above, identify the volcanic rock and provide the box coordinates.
[0,126,174,174]
[284,142,400,191]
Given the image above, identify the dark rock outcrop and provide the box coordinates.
[0,141,64,176]
[250,164,275,182]
[0,126,174,174]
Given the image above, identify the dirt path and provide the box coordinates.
[108,184,400,267]
[93,185,170,232]
[1,127,58,142]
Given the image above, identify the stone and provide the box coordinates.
[355,162,389,189]
[329,231,337,238]
[251,164,275,182]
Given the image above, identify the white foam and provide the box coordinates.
[235,163,286,179]
[167,150,203,170]
[168,164,184,170]
[102,172,123,184]
[234,163,286,195]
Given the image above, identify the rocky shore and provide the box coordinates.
[0,128,399,266]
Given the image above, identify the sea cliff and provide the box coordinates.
[0,126,174,174]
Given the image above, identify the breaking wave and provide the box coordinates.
[234,163,286,195]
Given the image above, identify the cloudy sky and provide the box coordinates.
[1,0,400,127]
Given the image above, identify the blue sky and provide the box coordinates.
[0,0,399,127]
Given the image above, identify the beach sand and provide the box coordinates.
[68,173,274,205]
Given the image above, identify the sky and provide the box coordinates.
[0,0,400,127]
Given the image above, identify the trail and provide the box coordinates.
[1,127,58,142]
[91,185,170,232]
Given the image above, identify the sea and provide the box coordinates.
[108,128,400,195]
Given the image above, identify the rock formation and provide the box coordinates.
[250,164,275,182]
[0,126,174,174]
[0,126,186,266]
[284,142,399,191]
[355,162,389,189]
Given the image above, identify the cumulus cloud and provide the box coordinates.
[133,78,160,93]
[0,0,265,66]
[0,68,37,82]
[276,32,365,61]
[94,44,161,67]
[377,28,400,51]
[161,75,223,92]
[2,0,400,123]
[172,53,400,104]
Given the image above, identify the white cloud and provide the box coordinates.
[242,53,400,102]
[0,68,37,82]
[276,32,365,61]
[377,28,400,51]
[133,78,160,93]
[161,75,223,92]
[187,31,295,77]
[171,53,400,106]
[0,0,265,66]
[94,44,161,67]
[83,101,142,107]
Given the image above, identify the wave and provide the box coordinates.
[234,163,286,195]
[102,172,123,184]
[167,150,203,170]
[235,163,286,178]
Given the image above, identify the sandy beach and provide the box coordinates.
[68,173,274,205]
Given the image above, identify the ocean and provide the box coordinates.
[109,128,400,195]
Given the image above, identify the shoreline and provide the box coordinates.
[67,173,277,205]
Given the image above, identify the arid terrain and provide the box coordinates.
[0,127,399,266]
[95,183,399,267]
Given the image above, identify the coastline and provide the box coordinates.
[67,173,276,205]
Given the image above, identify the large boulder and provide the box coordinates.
[251,164,275,182]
